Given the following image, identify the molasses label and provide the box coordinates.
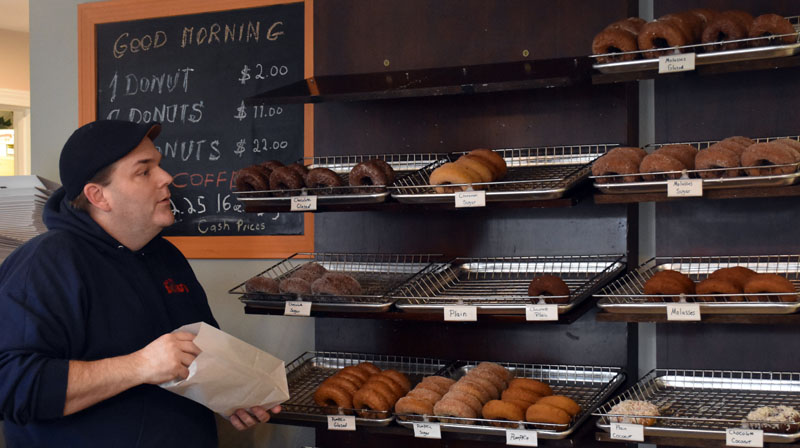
[667,178,702,197]
[658,53,696,73]
[666,303,701,321]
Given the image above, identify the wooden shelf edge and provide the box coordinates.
[593,183,800,205]
[596,431,800,447]
[243,196,580,213]
[595,311,800,324]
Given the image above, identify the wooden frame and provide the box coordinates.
[77,0,314,259]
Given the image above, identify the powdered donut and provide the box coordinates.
[482,400,525,427]
[638,19,689,59]
[527,274,570,303]
[656,144,698,170]
[311,272,363,295]
[508,378,553,397]
[525,403,571,425]
[592,153,640,183]
[743,273,797,302]
[749,14,797,46]
[269,166,304,196]
[592,28,639,63]
[245,276,279,294]
[695,146,741,178]
[279,277,312,295]
[609,400,660,426]
[429,162,482,193]
[639,153,686,181]
[395,396,434,419]
[537,395,582,416]
[741,142,799,176]
[708,266,757,289]
[696,277,742,302]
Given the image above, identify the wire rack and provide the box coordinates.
[596,254,800,314]
[390,144,615,203]
[395,361,625,438]
[393,254,626,314]
[230,252,438,312]
[595,368,800,443]
[279,351,453,426]
[592,135,800,193]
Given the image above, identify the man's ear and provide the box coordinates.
[84,183,112,212]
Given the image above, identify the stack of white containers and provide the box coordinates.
[0,176,60,262]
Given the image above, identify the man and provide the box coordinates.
[0,120,279,447]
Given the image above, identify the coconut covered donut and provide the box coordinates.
[609,400,660,426]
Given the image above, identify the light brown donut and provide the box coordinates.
[450,379,491,404]
[501,387,543,406]
[456,155,494,183]
[775,139,800,159]
[311,272,363,296]
[695,146,741,179]
[352,385,391,418]
[525,403,571,425]
[395,396,433,419]
[335,370,367,387]
[362,379,400,404]
[749,14,797,46]
[381,369,411,394]
[503,398,534,412]
[356,362,382,376]
[708,266,758,289]
[592,28,639,63]
[314,382,354,412]
[592,153,640,183]
[429,162,481,193]
[367,374,404,399]
[434,398,478,422]
[468,149,507,179]
[322,375,360,396]
[442,390,483,414]
[656,144,698,170]
[482,400,525,427]
[536,395,582,416]
[461,375,500,400]
[407,387,443,405]
[741,142,799,176]
[720,136,754,154]
[743,273,797,302]
[508,378,553,397]
[339,366,369,384]
[639,153,686,181]
[474,362,513,383]
[466,368,506,392]
[421,376,456,390]
[696,278,743,302]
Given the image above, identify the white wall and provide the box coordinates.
[0,29,30,92]
[27,1,314,447]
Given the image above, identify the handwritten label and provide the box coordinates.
[525,304,558,321]
[455,190,486,208]
[658,53,696,73]
[611,423,644,442]
[726,428,763,447]
[327,415,356,431]
[284,301,311,316]
[506,429,539,446]
[667,178,702,197]
[667,303,701,321]
[290,195,317,211]
[444,306,478,321]
[413,422,442,439]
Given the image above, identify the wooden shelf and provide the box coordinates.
[596,311,800,324]
[596,431,800,447]
[592,183,800,205]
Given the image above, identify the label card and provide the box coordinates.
[291,195,317,211]
[667,178,702,197]
[284,301,311,316]
[506,429,539,446]
[610,423,644,442]
[658,53,696,73]
[455,190,486,208]
[525,304,559,321]
[413,422,442,439]
[444,305,478,321]
[327,415,356,431]
[726,428,763,447]
[667,303,701,321]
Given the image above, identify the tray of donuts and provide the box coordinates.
[392,254,626,314]
[278,351,451,426]
[595,254,800,314]
[592,135,800,194]
[232,153,438,207]
[591,9,800,74]
[595,368,800,443]
[394,361,625,438]
[390,144,612,203]
[230,252,438,312]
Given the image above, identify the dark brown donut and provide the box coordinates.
[527,275,570,304]
[702,10,753,51]
[643,269,695,301]
[305,167,344,193]
[656,144,698,170]
[369,159,396,185]
[607,147,648,165]
[740,142,799,176]
[639,153,686,181]
[748,14,796,47]
[260,160,285,178]
[696,278,742,302]
[744,274,797,302]
[353,384,392,418]
[638,19,689,59]
[659,12,702,42]
[268,166,304,196]
[287,162,309,184]
[349,159,391,192]
[708,266,757,289]
[687,8,718,27]
[279,277,312,295]
[695,146,741,179]
[245,276,279,294]
[234,166,269,192]
[591,153,640,183]
[592,28,639,63]
[311,272,363,295]
[605,17,646,35]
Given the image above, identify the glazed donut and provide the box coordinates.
[268,166,304,196]
[287,162,309,184]
[421,375,456,390]
[659,12,703,42]
[536,395,581,416]
[394,396,434,419]
[708,266,757,289]
[311,272,362,295]
[639,153,686,181]
[474,362,513,383]
[234,166,270,192]
[368,374,404,399]
[508,378,553,397]
[527,275,570,303]
[321,375,360,396]
[688,8,718,27]
[644,269,696,299]
[695,146,741,179]
[743,273,797,302]
[525,403,571,425]
[456,155,495,183]
[429,162,482,193]
[362,379,400,404]
[607,147,648,165]
[356,362,382,376]
[695,277,742,302]
[339,365,370,384]
[462,374,500,400]
[407,387,443,405]
[349,159,392,192]
[482,400,525,427]
[749,14,796,47]
[606,17,646,35]
[741,142,799,176]
[314,383,354,411]
[468,149,507,179]
[442,390,483,414]
[609,400,660,426]
[245,276,279,294]
[656,144,698,170]
[279,277,312,295]
[306,167,344,192]
[433,397,479,422]
[501,387,543,406]
[702,10,753,51]
[638,19,689,59]
[335,371,367,388]
[415,380,449,396]
[450,379,491,404]
[352,385,391,418]
[466,368,506,393]
[591,153,639,183]
[592,28,639,63]
[381,369,411,394]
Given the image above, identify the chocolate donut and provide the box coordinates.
[702,10,753,51]
[741,142,799,176]
[527,274,570,303]
[369,159,397,185]
[592,28,639,63]
[234,166,270,192]
[311,272,363,295]
[638,19,689,59]
[287,162,309,184]
[261,160,285,175]
[268,166,304,196]
[695,146,741,179]
[525,403,571,426]
[639,153,686,181]
[749,14,796,46]
[245,276,279,294]
[482,400,525,427]
[279,277,312,295]
[306,167,344,193]
[743,273,797,302]
[349,159,392,192]
[696,278,742,302]
[656,144,698,170]
[591,153,640,183]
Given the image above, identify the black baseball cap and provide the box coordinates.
[59,120,161,200]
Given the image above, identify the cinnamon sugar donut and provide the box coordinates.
[741,142,799,176]
[474,362,513,383]
[234,166,270,192]
[415,380,449,396]
[429,162,481,193]
[482,400,525,427]
[743,273,797,302]
[468,149,507,179]
[462,375,500,400]
[245,276,279,294]
[311,272,362,295]
[592,153,640,183]
[456,155,495,183]
[592,28,639,63]
[525,403,571,425]
[407,387,443,405]
[702,10,753,51]
[721,136,755,153]
[537,395,581,416]
[527,275,570,303]
[306,167,344,192]
[656,144,698,170]
[695,146,741,178]
[442,390,483,414]
[269,166,304,196]
[775,139,800,159]
[467,368,506,392]
[421,375,456,390]
[749,14,797,46]
[508,378,553,397]
[695,278,742,302]
[708,266,757,289]
[434,398,478,422]
[450,379,491,404]
[639,153,686,181]
[638,19,689,59]
[607,147,648,165]
[502,387,543,406]
[395,396,434,419]
[279,277,312,295]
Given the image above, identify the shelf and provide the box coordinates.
[596,431,800,447]
[596,311,800,324]
[245,57,592,104]
[592,183,800,205]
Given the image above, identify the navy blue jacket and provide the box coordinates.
[0,188,219,447]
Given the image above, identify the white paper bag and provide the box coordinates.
[160,322,290,417]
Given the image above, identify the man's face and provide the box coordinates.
[102,137,174,235]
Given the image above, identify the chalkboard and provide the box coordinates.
[94,2,305,237]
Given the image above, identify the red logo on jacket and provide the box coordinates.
[163,278,189,294]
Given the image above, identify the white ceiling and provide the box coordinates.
[0,0,29,33]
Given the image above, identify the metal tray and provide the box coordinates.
[595,369,800,443]
[592,135,800,194]
[396,362,625,438]
[233,153,440,206]
[230,252,437,312]
[393,254,626,314]
[390,144,615,204]
[595,254,800,314]
[279,351,453,426]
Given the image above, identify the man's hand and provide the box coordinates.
[230,405,282,430]
[130,332,201,384]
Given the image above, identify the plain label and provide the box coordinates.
[658,53,696,73]
[444,305,478,321]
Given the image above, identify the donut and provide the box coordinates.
[306,167,344,192]
[442,390,483,415]
[339,366,370,384]
[234,166,270,192]
[462,374,500,400]
[466,368,506,393]
[507,378,553,397]
[467,149,507,179]
[279,277,312,295]
[450,379,491,404]
[659,12,703,42]
[702,10,753,51]
[607,147,648,165]
[743,273,797,302]
[456,155,495,183]
[349,159,392,192]
[311,272,362,296]
[695,278,742,302]
[638,19,689,59]
[525,403,571,426]
[268,166,304,196]
[368,374,404,399]
[415,380,449,396]
[501,387,543,405]
[605,17,646,35]
[287,162,309,184]
[688,8,718,27]
[536,395,581,416]
[395,397,434,419]
[749,14,796,47]
[369,159,396,185]
[352,385,391,418]
[591,153,639,183]
[482,400,525,427]
[381,369,411,394]
[503,398,534,412]
[639,153,686,181]
[433,397,478,422]
[740,142,799,176]
[474,362,513,383]
[336,371,367,387]
[356,362,381,376]
[421,375,456,390]
[527,275,570,303]
[362,379,400,404]
[244,276,279,294]
[744,406,800,433]
[775,138,800,156]
[407,387,443,405]
[644,269,695,300]
[290,262,328,283]
[261,160,285,176]
[720,136,755,153]
[656,144,698,170]
[695,146,741,179]
[609,400,660,426]
[708,266,757,289]
[314,382,354,412]
[321,375,360,395]
[429,162,482,193]
[592,28,639,63]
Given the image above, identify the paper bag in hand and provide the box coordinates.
[160,322,290,417]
